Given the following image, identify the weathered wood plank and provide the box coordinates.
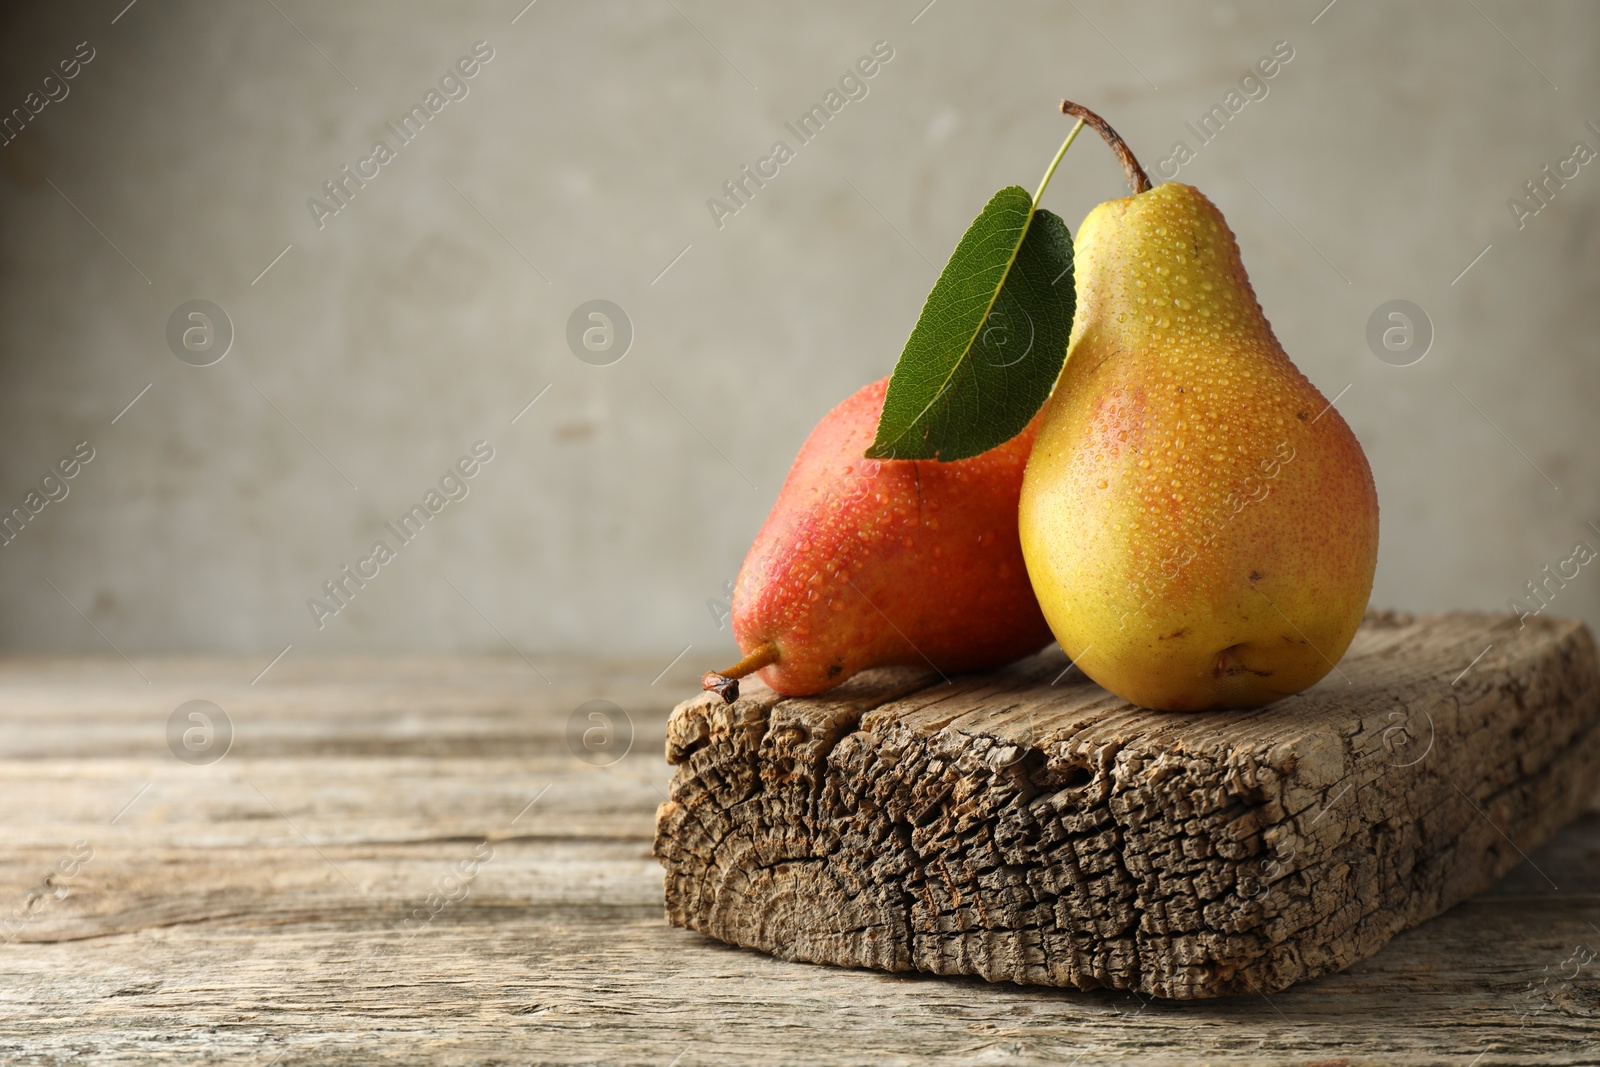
[3,826,1599,1065]
[0,650,1596,1064]
[656,612,1600,1001]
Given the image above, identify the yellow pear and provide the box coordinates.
[1020,110,1378,710]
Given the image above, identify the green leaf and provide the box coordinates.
[867,185,1074,462]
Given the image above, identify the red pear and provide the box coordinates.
[703,377,1053,701]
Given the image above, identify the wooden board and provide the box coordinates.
[1,646,1598,1064]
[656,611,1600,1000]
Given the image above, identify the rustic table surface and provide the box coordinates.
[2,654,1596,1066]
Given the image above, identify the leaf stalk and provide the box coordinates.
[1032,118,1086,207]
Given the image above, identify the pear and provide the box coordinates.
[1019,109,1378,711]
[704,377,1054,702]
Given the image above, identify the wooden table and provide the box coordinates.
[2,655,1597,1065]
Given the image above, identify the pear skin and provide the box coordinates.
[1019,182,1378,710]
[717,377,1053,698]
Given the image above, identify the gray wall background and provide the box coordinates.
[0,0,1595,669]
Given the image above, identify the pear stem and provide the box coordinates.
[701,640,780,704]
[1060,100,1152,195]
[1032,118,1086,206]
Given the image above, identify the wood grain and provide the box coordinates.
[1,644,1597,1064]
[656,612,1600,1001]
